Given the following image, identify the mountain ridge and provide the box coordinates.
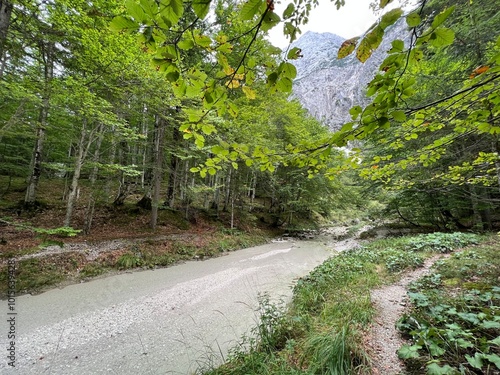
[290,19,411,131]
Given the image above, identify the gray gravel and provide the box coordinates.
[367,255,447,374]
[1,238,341,375]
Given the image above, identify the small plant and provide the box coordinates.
[34,226,81,237]
[406,232,481,253]
[79,263,106,278]
[116,252,143,269]
[304,326,367,375]
[251,293,294,353]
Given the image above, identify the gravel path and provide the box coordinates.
[366,255,446,374]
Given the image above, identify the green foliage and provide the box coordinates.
[116,252,144,269]
[34,226,82,238]
[305,326,360,375]
[346,0,500,229]
[397,238,500,374]
[406,233,481,253]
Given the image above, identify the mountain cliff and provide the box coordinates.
[290,20,411,131]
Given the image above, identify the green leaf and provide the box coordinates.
[380,8,403,29]
[431,6,455,29]
[109,16,139,33]
[406,12,421,27]
[242,86,256,99]
[159,0,184,25]
[267,72,278,85]
[195,135,205,148]
[195,34,212,48]
[201,124,215,135]
[481,320,500,329]
[126,0,146,22]
[398,344,421,359]
[426,362,457,375]
[456,338,474,349]
[192,0,211,19]
[392,110,406,122]
[488,336,500,346]
[356,26,383,63]
[283,3,295,18]
[166,69,180,82]
[484,354,500,370]
[429,28,455,47]
[389,39,405,53]
[287,47,303,60]
[280,62,297,80]
[428,343,445,357]
[458,312,480,325]
[276,77,293,92]
[349,105,362,120]
[465,353,483,369]
[261,11,280,32]
[240,0,262,20]
[338,37,359,59]
[379,0,393,8]
[140,0,157,17]
[178,38,195,50]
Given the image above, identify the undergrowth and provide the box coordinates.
[397,240,500,374]
[202,232,487,375]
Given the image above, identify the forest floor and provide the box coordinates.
[0,202,284,297]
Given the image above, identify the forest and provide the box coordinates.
[0,0,498,237]
[0,0,499,374]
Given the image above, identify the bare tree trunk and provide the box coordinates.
[166,126,181,208]
[104,125,117,198]
[64,119,93,227]
[0,0,12,75]
[83,124,104,234]
[25,42,54,206]
[491,139,500,192]
[150,115,165,229]
[469,185,483,230]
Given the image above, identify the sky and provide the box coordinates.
[267,0,411,48]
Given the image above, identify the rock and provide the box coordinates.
[290,19,411,132]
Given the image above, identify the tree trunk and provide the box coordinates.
[83,124,104,234]
[491,139,500,192]
[64,119,92,227]
[150,114,165,229]
[25,42,54,206]
[165,126,181,208]
[0,0,12,72]
[469,185,483,230]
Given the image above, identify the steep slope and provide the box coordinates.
[290,20,411,131]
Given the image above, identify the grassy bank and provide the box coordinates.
[0,226,272,297]
[202,232,498,375]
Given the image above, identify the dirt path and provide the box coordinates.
[366,255,447,374]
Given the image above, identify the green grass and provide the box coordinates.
[202,232,488,375]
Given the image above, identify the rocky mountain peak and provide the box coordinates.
[290,19,411,131]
